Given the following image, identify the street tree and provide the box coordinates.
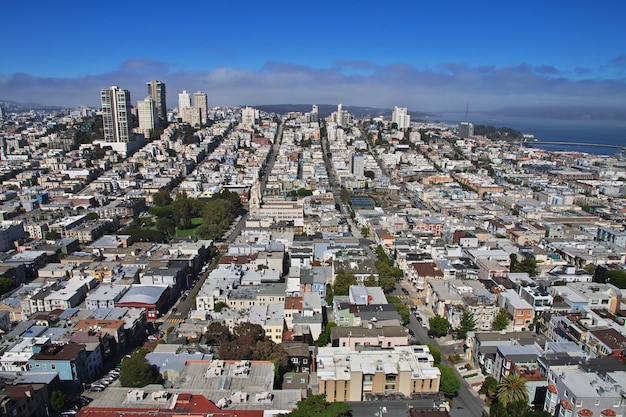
[429,315,450,337]
[437,365,461,397]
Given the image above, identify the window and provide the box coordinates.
[575,398,582,407]
[614,399,621,407]
[51,364,56,370]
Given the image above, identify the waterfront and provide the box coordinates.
[433,113,626,155]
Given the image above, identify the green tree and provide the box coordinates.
[49,390,68,411]
[492,308,510,331]
[45,231,61,240]
[332,270,356,296]
[511,254,538,277]
[360,227,369,237]
[214,302,228,312]
[427,344,441,365]
[86,212,99,220]
[0,277,16,296]
[479,376,499,402]
[437,365,461,397]
[387,296,410,324]
[282,394,351,417]
[119,348,163,387]
[153,188,173,206]
[363,274,378,287]
[429,315,450,337]
[454,311,477,339]
[204,322,232,345]
[605,269,626,289]
[496,373,528,407]
[315,322,337,347]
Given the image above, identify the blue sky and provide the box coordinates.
[1,0,625,114]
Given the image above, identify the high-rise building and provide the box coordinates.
[392,106,411,130]
[458,122,474,138]
[137,97,157,136]
[147,80,167,125]
[194,91,208,125]
[241,107,258,128]
[101,86,133,143]
[337,103,343,126]
[178,90,191,114]
[350,153,365,177]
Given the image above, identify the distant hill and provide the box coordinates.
[0,99,63,112]
[254,104,436,119]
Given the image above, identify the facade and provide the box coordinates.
[101,86,133,143]
[544,367,626,417]
[350,153,365,177]
[178,90,191,114]
[316,346,440,402]
[137,96,157,136]
[194,91,208,125]
[147,80,167,124]
[458,122,474,138]
[392,106,410,130]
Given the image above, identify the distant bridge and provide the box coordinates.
[523,140,625,150]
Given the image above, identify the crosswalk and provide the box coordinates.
[165,317,185,323]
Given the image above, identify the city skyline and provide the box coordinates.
[1,0,625,114]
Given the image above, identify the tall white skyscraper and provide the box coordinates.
[392,106,410,130]
[178,90,191,114]
[194,91,208,125]
[337,103,343,126]
[101,86,133,143]
[137,96,157,136]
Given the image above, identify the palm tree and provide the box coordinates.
[496,373,528,406]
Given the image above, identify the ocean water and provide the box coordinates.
[432,113,626,156]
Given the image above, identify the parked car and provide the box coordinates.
[89,385,105,392]
[402,288,410,295]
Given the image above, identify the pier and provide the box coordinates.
[523,140,625,150]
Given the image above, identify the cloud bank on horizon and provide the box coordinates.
[1,58,625,113]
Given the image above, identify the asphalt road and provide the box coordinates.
[406,312,488,417]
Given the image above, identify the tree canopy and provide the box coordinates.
[605,269,626,289]
[281,394,351,417]
[50,390,68,411]
[429,315,450,337]
[510,254,538,277]
[496,373,528,407]
[437,365,460,397]
[454,311,477,339]
[427,344,441,365]
[332,270,356,296]
[492,308,510,331]
[119,348,163,387]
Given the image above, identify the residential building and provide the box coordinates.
[316,345,441,401]
[544,367,626,417]
[194,91,208,125]
[147,80,167,125]
[101,86,133,143]
[137,96,157,137]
